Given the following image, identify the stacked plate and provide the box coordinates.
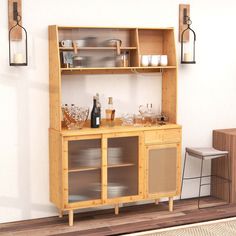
[70,148,101,167]
[89,182,128,198]
[108,147,123,165]
[70,147,123,167]
[68,194,88,203]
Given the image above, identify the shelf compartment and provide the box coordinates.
[68,138,102,171]
[58,28,138,48]
[138,29,177,67]
[68,169,101,203]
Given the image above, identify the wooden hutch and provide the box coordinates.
[49,25,182,226]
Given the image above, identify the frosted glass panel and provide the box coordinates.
[107,136,139,198]
[68,139,102,203]
[148,147,177,194]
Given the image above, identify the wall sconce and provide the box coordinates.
[9,1,28,66]
[179,4,196,64]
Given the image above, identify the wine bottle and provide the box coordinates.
[105,97,115,127]
[96,93,101,124]
[91,96,100,128]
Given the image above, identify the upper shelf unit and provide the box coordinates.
[49,25,177,74]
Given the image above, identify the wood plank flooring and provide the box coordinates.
[1,197,236,236]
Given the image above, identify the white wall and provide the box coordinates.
[0,0,236,223]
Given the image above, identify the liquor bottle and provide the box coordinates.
[105,97,115,127]
[96,93,101,124]
[91,96,100,128]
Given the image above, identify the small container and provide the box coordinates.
[150,55,161,66]
[160,55,168,66]
[103,39,122,47]
[134,114,144,127]
[141,55,150,67]
[121,113,134,126]
[102,56,116,67]
[73,56,87,68]
[116,51,129,67]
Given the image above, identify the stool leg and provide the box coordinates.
[198,157,204,209]
[227,154,231,204]
[180,151,188,200]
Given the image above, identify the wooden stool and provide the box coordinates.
[180,147,230,209]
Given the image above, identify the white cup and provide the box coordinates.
[74,39,86,47]
[141,55,150,67]
[150,55,160,66]
[61,40,72,47]
[160,55,168,66]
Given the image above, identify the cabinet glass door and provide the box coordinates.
[68,139,101,203]
[107,136,139,198]
[148,146,177,194]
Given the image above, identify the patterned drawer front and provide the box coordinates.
[145,129,181,144]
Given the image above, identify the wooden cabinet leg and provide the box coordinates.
[69,209,74,226]
[155,199,159,205]
[115,204,119,215]
[169,197,173,212]
[59,209,63,218]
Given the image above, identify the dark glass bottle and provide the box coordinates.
[91,96,100,128]
[96,93,101,124]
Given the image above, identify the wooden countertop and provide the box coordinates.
[56,123,182,137]
[213,128,236,135]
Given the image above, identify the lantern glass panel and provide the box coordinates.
[9,25,27,66]
[182,31,195,63]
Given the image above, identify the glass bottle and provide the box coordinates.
[91,96,100,128]
[96,93,101,125]
[105,97,115,127]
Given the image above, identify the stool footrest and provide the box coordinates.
[183,174,231,182]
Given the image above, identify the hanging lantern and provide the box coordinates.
[9,2,28,66]
[181,14,196,64]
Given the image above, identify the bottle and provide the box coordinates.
[96,93,101,124]
[91,96,100,128]
[105,97,115,127]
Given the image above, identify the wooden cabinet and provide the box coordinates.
[49,25,181,226]
[212,129,236,203]
[50,126,181,225]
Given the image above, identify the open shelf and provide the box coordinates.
[59,46,137,51]
[108,163,135,168]
[68,163,135,173]
[61,66,176,75]
[68,166,101,173]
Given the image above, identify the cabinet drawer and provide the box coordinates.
[145,129,181,144]
[163,129,181,143]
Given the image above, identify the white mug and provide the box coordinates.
[74,39,86,47]
[150,55,160,66]
[61,40,72,47]
[141,55,150,67]
[160,55,168,66]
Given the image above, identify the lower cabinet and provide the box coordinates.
[49,127,181,226]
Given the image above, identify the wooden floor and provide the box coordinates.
[1,197,236,236]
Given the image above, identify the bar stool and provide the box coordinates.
[180,147,230,209]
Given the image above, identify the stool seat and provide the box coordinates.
[186,147,228,160]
